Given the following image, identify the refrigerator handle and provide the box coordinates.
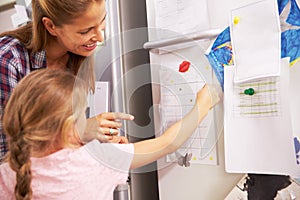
[143,28,222,50]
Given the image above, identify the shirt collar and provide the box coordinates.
[31,50,47,69]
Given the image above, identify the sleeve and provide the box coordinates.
[0,59,20,161]
[84,140,134,173]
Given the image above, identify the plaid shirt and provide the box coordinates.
[0,36,46,162]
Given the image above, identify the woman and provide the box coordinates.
[0,0,132,161]
[0,68,220,199]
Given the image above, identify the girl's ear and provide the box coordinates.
[42,17,57,36]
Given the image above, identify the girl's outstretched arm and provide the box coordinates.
[130,84,221,169]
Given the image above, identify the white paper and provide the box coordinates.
[230,0,281,83]
[153,0,210,40]
[11,13,24,28]
[88,82,110,117]
[11,5,30,28]
[224,58,297,174]
[15,5,29,21]
[158,59,218,165]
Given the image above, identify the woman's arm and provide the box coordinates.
[82,112,134,143]
[130,84,220,169]
[0,60,22,162]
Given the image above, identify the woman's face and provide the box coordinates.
[53,1,106,57]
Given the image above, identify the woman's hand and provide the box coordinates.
[81,112,134,143]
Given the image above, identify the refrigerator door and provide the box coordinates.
[145,0,244,200]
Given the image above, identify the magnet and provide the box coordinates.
[233,16,240,25]
[244,88,255,96]
[179,61,190,72]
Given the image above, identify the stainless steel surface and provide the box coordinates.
[118,0,159,199]
[107,0,126,116]
[113,184,129,200]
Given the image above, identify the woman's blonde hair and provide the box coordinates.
[0,0,105,93]
[3,69,88,200]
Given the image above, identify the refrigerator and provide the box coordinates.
[94,0,292,199]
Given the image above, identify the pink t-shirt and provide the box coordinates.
[0,140,134,200]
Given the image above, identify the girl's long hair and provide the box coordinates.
[3,69,88,199]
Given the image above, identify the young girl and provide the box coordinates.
[0,69,220,200]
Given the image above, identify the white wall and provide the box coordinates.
[0,8,15,33]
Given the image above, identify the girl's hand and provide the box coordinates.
[195,84,222,112]
[108,136,129,144]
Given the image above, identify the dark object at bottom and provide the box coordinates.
[246,174,291,200]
